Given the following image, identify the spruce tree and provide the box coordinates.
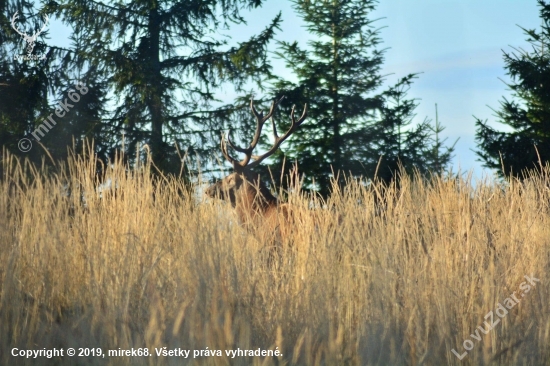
[47,0,281,174]
[424,104,458,175]
[1,1,112,169]
[265,0,452,196]
[475,0,550,176]
[1,1,51,163]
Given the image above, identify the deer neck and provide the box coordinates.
[235,179,277,224]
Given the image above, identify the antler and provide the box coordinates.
[10,12,27,37]
[10,12,48,39]
[33,14,49,38]
[221,97,307,171]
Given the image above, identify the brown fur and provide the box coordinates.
[205,171,296,255]
[205,99,308,256]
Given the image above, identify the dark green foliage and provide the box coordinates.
[261,0,454,196]
[1,0,111,170]
[424,104,458,175]
[475,0,550,176]
[1,0,455,188]
[0,1,51,164]
[45,0,281,175]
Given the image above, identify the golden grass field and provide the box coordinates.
[1,148,549,365]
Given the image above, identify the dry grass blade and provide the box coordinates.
[1,150,549,365]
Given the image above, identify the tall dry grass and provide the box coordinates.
[1,148,549,365]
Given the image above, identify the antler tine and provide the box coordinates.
[10,12,25,37]
[220,97,300,171]
[248,103,307,169]
[226,133,248,154]
[220,132,241,167]
[290,103,308,127]
[248,97,284,151]
[221,131,254,169]
[227,133,253,167]
[39,14,49,33]
[220,97,285,170]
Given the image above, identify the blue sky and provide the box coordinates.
[372,0,541,177]
[231,0,542,177]
[43,0,542,177]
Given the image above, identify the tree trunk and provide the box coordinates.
[148,1,164,167]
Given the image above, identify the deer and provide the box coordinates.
[11,12,49,57]
[205,98,308,255]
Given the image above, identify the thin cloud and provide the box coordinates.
[384,47,505,76]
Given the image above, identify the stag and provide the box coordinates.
[11,12,49,56]
[205,98,307,249]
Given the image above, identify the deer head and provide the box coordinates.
[205,98,307,224]
[11,12,49,56]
